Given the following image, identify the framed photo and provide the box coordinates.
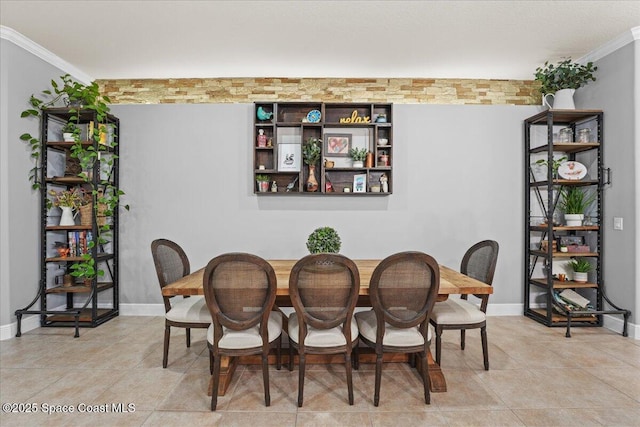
[278,143,301,172]
[353,173,367,193]
[324,134,351,156]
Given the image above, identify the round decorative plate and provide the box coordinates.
[306,110,321,123]
[558,161,587,180]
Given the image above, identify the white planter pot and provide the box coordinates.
[352,160,364,168]
[573,272,588,283]
[564,213,584,227]
[63,133,75,142]
[543,88,576,110]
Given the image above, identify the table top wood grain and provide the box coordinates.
[161,259,493,297]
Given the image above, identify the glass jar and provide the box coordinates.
[559,128,573,143]
[577,128,591,143]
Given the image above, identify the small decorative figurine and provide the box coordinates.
[257,129,267,147]
[271,181,278,192]
[257,106,273,121]
[380,173,388,193]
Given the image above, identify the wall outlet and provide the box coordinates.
[613,217,623,230]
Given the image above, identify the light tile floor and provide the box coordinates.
[1,316,638,426]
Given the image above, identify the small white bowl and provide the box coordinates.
[378,138,388,146]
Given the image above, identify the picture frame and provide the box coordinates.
[353,173,367,193]
[324,134,351,156]
[278,143,301,172]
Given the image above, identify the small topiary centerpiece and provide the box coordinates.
[306,227,341,254]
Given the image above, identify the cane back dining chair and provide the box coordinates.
[151,239,211,369]
[288,253,360,407]
[355,251,440,407]
[203,252,283,411]
[430,240,499,370]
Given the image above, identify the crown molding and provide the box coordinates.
[0,25,93,84]
[578,26,640,64]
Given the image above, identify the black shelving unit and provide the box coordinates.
[15,108,120,337]
[524,109,629,337]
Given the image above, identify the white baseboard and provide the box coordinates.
[2,303,637,340]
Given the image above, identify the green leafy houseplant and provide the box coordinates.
[558,187,596,214]
[306,227,341,254]
[255,174,270,182]
[534,156,567,178]
[534,58,597,94]
[302,137,321,165]
[349,147,367,162]
[566,257,593,273]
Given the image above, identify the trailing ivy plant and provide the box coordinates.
[20,74,128,283]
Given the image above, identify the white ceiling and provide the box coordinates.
[1,1,639,81]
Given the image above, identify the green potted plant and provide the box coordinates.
[306,227,341,254]
[256,174,270,193]
[349,147,367,168]
[533,156,567,180]
[534,58,597,109]
[61,122,78,142]
[302,137,321,192]
[558,187,596,226]
[48,187,90,226]
[566,257,593,283]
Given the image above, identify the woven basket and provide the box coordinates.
[97,202,107,226]
[79,203,93,226]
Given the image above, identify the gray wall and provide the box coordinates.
[0,39,66,326]
[111,103,536,307]
[576,40,638,324]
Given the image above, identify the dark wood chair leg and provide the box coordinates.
[276,336,282,370]
[186,327,191,347]
[353,343,360,370]
[374,353,382,407]
[481,326,489,370]
[288,339,294,371]
[163,323,170,368]
[421,351,430,404]
[297,353,305,407]
[345,350,354,405]
[262,352,271,406]
[460,329,466,350]
[209,348,214,375]
[211,355,221,411]
[435,326,442,366]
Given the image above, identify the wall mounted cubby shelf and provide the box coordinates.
[523,109,630,337]
[253,102,393,195]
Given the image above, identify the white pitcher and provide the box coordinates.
[543,88,576,110]
[59,206,77,226]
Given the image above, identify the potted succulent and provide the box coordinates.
[534,58,597,109]
[255,174,270,192]
[306,226,341,254]
[349,147,367,168]
[302,137,321,192]
[566,257,593,283]
[558,187,596,226]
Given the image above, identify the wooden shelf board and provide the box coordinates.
[530,142,600,154]
[530,278,598,289]
[45,308,115,322]
[530,308,598,323]
[530,250,598,258]
[530,225,599,231]
[530,179,598,187]
[46,282,114,294]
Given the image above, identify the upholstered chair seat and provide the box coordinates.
[356,309,432,347]
[431,298,486,325]
[207,311,282,349]
[165,296,210,323]
[288,313,358,347]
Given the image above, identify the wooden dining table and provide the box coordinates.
[161,259,493,396]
